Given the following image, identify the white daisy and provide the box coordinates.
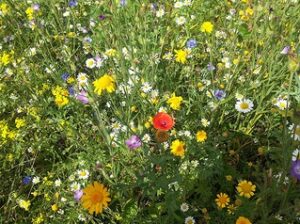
[77,72,88,86]
[141,82,152,93]
[77,169,89,179]
[156,8,165,18]
[175,16,186,25]
[54,179,62,187]
[180,203,189,212]
[85,58,96,69]
[235,98,254,113]
[185,216,195,224]
[201,118,210,127]
[32,176,40,184]
[70,182,80,191]
[274,98,288,110]
[174,2,184,8]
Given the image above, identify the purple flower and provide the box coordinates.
[74,190,83,202]
[69,0,78,7]
[22,176,32,185]
[32,4,40,11]
[76,91,89,104]
[125,135,142,150]
[291,160,300,180]
[68,86,75,96]
[61,73,70,81]
[120,0,127,6]
[98,15,106,20]
[207,63,216,71]
[186,39,197,49]
[214,89,226,100]
[280,46,290,55]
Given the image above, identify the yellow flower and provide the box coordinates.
[32,213,44,224]
[196,130,207,142]
[174,49,188,64]
[54,95,69,107]
[1,51,12,65]
[105,49,117,57]
[15,118,26,129]
[167,93,183,110]
[227,204,237,215]
[0,3,9,15]
[81,181,111,214]
[170,139,185,158]
[18,199,31,211]
[215,193,230,208]
[25,7,34,20]
[236,216,252,224]
[200,21,214,33]
[236,180,256,198]
[225,175,232,181]
[51,204,58,212]
[93,74,116,95]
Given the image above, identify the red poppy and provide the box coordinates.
[153,112,174,131]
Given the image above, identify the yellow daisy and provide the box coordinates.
[170,140,185,158]
[236,180,256,198]
[93,74,116,95]
[81,181,111,215]
[196,130,207,142]
[215,193,230,208]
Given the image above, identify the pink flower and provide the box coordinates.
[76,91,89,104]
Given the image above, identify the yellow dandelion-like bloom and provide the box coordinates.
[81,181,111,215]
[196,130,207,142]
[200,21,214,33]
[18,199,31,211]
[170,139,185,158]
[167,93,183,110]
[236,216,252,224]
[236,180,256,198]
[215,193,230,208]
[174,49,188,64]
[93,74,116,95]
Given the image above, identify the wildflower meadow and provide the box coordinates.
[1,0,300,223]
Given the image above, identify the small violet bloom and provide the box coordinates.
[207,63,216,71]
[22,176,32,185]
[125,135,142,150]
[120,0,127,6]
[76,91,89,104]
[98,15,106,20]
[214,89,226,100]
[280,46,290,55]
[61,73,70,81]
[32,4,40,11]
[186,39,197,49]
[290,160,300,180]
[69,0,78,7]
[68,86,75,96]
[74,190,83,202]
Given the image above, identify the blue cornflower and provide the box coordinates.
[22,176,32,185]
[61,73,70,81]
[69,0,78,7]
[68,86,75,96]
[214,89,226,100]
[186,39,197,49]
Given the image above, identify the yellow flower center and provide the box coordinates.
[240,102,249,110]
[240,183,252,193]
